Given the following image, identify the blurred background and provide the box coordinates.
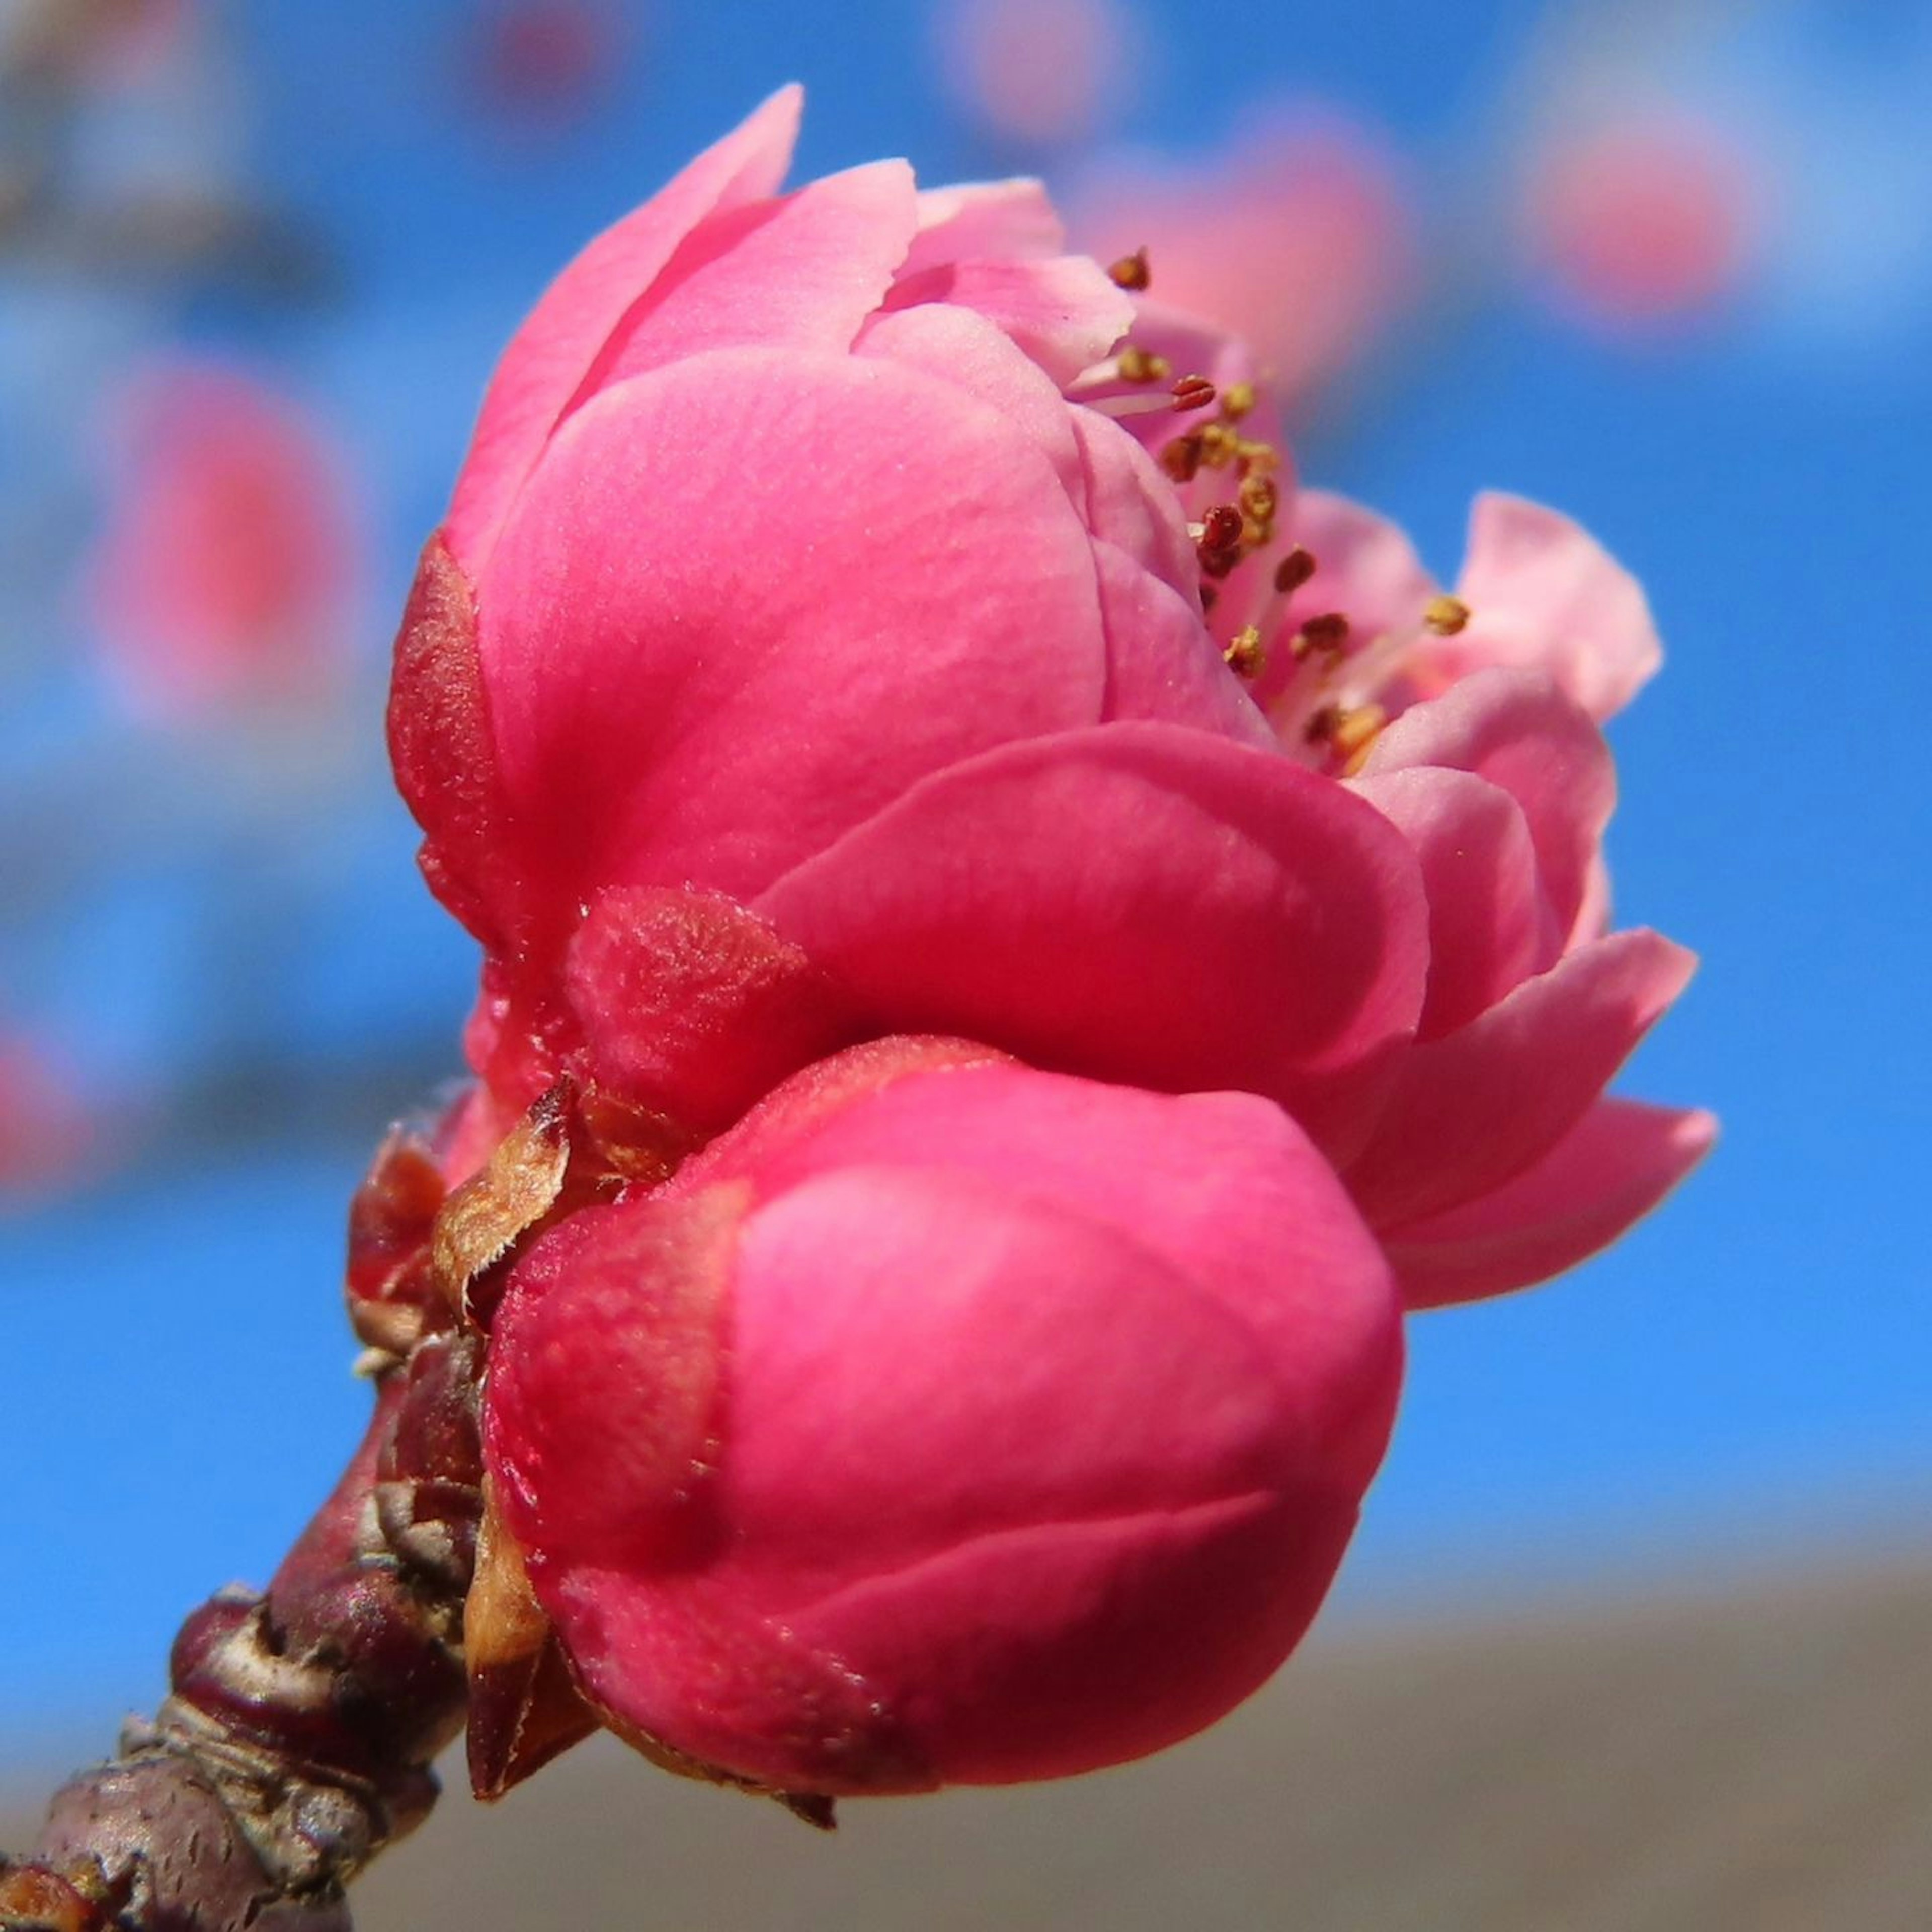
[2,1,1927,1923]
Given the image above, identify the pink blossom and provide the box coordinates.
[1521,110,1762,334]
[86,360,360,723]
[391,92,1703,1304]
[482,1042,1402,1794]
[933,0,1136,150]
[393,88,1430,1169]
[0,1032,94,1202]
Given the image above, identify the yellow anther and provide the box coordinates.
[1424,594,1471,636]
[1220,380,1257,421]
[1223,626,1266,678]
[1116,345,1171,384]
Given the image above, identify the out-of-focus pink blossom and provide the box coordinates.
[933,0,1135,149]
[0,1033,94,1201]
[483,1041,1403,1795]
[86,360,360,723]
[1521,110,1762,333]
[463,1,629,125]
[1067,107,1414,409]
[394,87,1430,1173]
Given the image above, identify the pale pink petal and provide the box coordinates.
[444,87,800,576]
[1343,929,1697,1230]
[883,254,1132,387]
[476,346,1108,915]
[755,724,1428,1162]
[565,159,921,401]
[1358,667,1615,938]
[1385,1099,1718,1308]
[905,180,1066,270]
[1427,493,1663,721]
[1348,765,1563,1040]
[936,0,1133,148]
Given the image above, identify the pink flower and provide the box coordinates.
[482,1041,1403,1795]
[932,0,1137,149]
[393,87,1430,1170]
[86,360,360,724]
[391,92,1703,1304]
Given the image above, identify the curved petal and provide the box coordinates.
[1071,408,1205,608]
[883,254,1132,388]
[1343,928,1697,1229]
[565,159,920,403]
[1358,666,1615,938]
[446,87,801,577]
[1427,493,1662,723]
[1347,765,1564,1039]
[1386,1098,1717,1308]
[475,346,1109,917]
[905,179,1066,270]
[755,723,1429,1162]
[1091,539,1275,745]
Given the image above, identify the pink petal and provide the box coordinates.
[475,345,1108,914]
[1090,539,1277,745]
[883,254,1132,388]
[854,301,1085,509]
[1347,765,1564,1040]
[1343,928,1697,1230]
[445,86,800,577]
[1358,667,1615,938]
[1430,493,1662,722]
[561,158,920,403]
[905,179,1066,271]
[1071,408,1206,608]
[562,886,857,1132]
[755,723,1428,1162]
[1385,1098,1718,1308]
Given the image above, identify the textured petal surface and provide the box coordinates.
[755,725,1428,1161]
[475,347,1109,919]
[1344,929,1698,1229]
[904,178,1066,270]
[1385,1098,1717,1308]
[445,87,800,576]
[884,254,1132,387]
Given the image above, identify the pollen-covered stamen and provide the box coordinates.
[1273,545,1317,595]
[1195,503,1246,580]
[1289,611,1351,662]
[1159,433,1204,482]
[1115,344,1172,385]
[1107,246,1152,292]
[1170,373,1218,412]
[1220,380,1257,422]
[1424,593,1471,636]
[1223,625,1265,678]
[1238,472,1279,547]
[1304,700,1387,768]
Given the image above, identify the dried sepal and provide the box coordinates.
[463,1478,599,1801]
[429,1082,572,1327]
[0,1855,125,1932]
[344,1129,447,1359]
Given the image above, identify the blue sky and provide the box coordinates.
[2,0,1927,1742]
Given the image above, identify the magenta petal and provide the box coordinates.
[567,158,921,401]
[444,86,800,577]
[1072,409,1207,607]
[476,346,1108,909]
[1281,489,1439,642]
[1344,928,1697,1229]
[1092,540,1274,745]
[1358,666,1616,938]
[563,887,857,1131]
[1435,493,1663,723]
[1385,1098,1717,1308]
[1348,765,1563,1040]
[756,724,1428,1161]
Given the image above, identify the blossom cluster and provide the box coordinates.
[385,89,1709,1804]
